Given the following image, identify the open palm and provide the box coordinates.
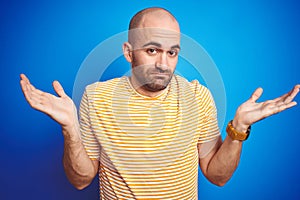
[20,74,77,128]
[235,85,300,128]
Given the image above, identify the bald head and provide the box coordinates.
[128,8,180,46]
[129,7,179,31]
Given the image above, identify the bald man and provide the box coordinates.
[20,7,300,199]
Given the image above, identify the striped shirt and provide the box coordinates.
[79,75,220,199]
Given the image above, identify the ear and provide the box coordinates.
[123,42,133,63]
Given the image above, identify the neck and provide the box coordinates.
[129,76,167,98]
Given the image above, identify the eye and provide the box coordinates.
[168,49,178,57]
[146,48,158,55]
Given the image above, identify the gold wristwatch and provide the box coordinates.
[226,120,251,141]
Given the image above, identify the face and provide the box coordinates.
[128,27,180,92]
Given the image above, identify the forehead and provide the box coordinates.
[129,28,180,50]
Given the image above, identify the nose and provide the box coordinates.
[155,52,169,71]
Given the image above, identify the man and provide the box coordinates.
[20,7,299,199]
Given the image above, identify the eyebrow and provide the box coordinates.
[143,42,181,50]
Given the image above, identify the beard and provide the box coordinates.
[132,64,174,92]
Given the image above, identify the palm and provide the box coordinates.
[20,74,77,127]
[235,86,300,127]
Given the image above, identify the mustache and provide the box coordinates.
[150,70,171,74]
[132,64,172,75]
[148,68,172,74]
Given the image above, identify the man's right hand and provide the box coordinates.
[20,73,99,189]
[20,74,77,130]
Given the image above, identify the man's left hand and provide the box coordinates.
[232,84,300,132]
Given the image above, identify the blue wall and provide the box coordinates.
[1,0,300,199]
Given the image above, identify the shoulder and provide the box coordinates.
[173,75,210,95]
[190,79,211,97]
[85,77,126,94]
[82,77,127,104]
[174,75,215,108]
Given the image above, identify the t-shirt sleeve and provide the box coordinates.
[79,88,100,161]
[191,80,221,158]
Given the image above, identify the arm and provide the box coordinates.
[199,85,300,186]
[198,135,242,186]
[20,74,98,190]
[62,123,99,190]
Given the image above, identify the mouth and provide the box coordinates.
[151,72,169,75]
[150,73,170,80]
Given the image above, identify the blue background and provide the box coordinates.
[1,0,300,199]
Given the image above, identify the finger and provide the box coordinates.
[53,80,66,97]
[283,85,300,104]
[20,74,35,94]
[20,74,43,94]
[272,93,289,103]
[272,85,300,103]
[274,101,297,114]
[25,90,53,112]
[20,79,44,105]
[250,87,263,102]
[20,76,30,93]
[20,79,31,101]
[20,73,30,84]
[20,79,28,93]
[20,80,35,100]
[28,83,37,91]
[23,87,41,106]
[273,85,300,104]
[24,80,43,96]
[285,101,297,109]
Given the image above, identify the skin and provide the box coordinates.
[20,74,98,189]
[124,10,181,97]
[20,8,300,189]
[123,28,180,96]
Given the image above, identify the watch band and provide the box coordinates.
[226,120,251,141]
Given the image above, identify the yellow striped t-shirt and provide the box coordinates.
[79,75,220,199]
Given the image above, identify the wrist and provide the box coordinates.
[61,121,81,142]
[226,120,251,141]
[232,118,249,133]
